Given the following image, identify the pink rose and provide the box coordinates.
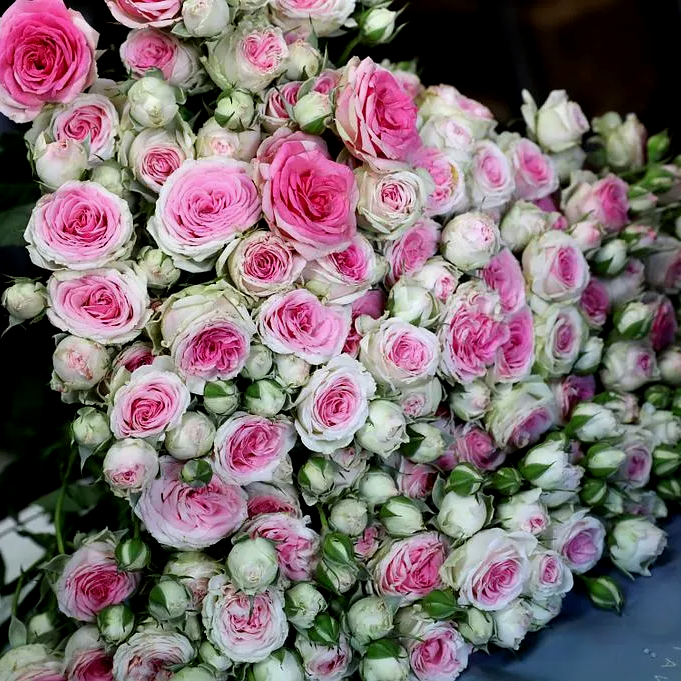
[335,57,421,169]
[296,634,352,681]
[149,158,261,272]
[245,482,302,518]
[343,289,386,357]
[547,511,605,574]
[564,174,630,233]
[136,457,247,550]
[269,0,356,38]
[120,27,178,79]
[0,0,98,123]
[372,532,447,603]
[506,137,558,201]
[419,115,474,162]
[354,524,384,561]
[47,264,150,345]
[481,248,526,315]
[64,631,113,681]
[105,0,181,28]
[257,289,351,364]
[646,238,681,294]
[314,69,341,95]
[527,549,574,598]
[454,424,505,471]
[552,374,596,423]
[579,277,611,329]
[261,81,301,132]
[112,632,193,681]
[469,140,515,209]
[261,137,358,259]
[243,512,320,581]
[492,305,535,383]
[384,219,440,287]
[397,459,437,499]
[618,436,653,488]
[0,646,65,681]
[213,413,296,486]
[103,438,159,498]
[56,539,140,622]
[408,623,471,681]
[112,342,154,374]
[110,360,190,439]
[413,147,467,217]
[26,182,134,271]
[650,294,678,351]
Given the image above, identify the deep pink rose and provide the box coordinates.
[508,137,558,201]
[245,482,302,518]
[335,57,421,169]
[112,341,154,374]
[564,174,630,233]
[398,459,437,499]
[492,306,535,383]
[413,146,467,217]
[66,647,113,681]
[408,623,471,681]
[455,424,505,471]
[579,277,611,328]
[552,374,596,423]
[0,0,98,123]
[243,512,320,581]
[261,137,358,259]
[372,532,447,603]
[384,219,440,287]
[261,81,301,131]
[56,540,140,622]
[481,248,526,315]
[257,289,351,364]
[650,294,678,351]
[105,0,181,28]
[120,27,179,79]
[343,289,386,357]
[354,524,384,561]
[136,457,247,550]
[213,413,296,486]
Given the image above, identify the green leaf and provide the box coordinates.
[420,589,462,620]
[0,203,35,247]
[520,462,553,481]
[8,616,27,648]
[365,638,403,660]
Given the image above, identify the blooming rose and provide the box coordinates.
[260,81,300,131]
[64,626,113,681]
[303,234,386,304]
[419,85,496,138]
[242,512,320,581]
[564,174,629,233]
[0,0,98,123]
[551,374,596,423]
[261,136,358,259]
[545,508,605,574]
[523,231,589,303]
[496,489,549,536]
[645,236,681,294]
[343,288,387,356]
[442,211,500,273]
[148,158,261,272]
[46,263,150,345]
[440,529,537,611]
[649,294,678,351]
[103,438,159,498]
[354,524,384,561]
[246,482,302,518]
[468,140,515,209]
[410,257,461,304]
[383,219,440,287]
[406,621,471,681]
[397,459,437,499]
[196,119,261,161]
[335,57,421,169]
[135,457,248,550]
[112,341,154,374]
[525,549,574,599]
[257,289,350,364]
[533,304,587,377]
[438,282,509,384]
[112,630,194,681]
[372,532,447,603]
[269,0,356,37]
[26,182,134,271]
[481,248,526,315]
[213,413,296,486]
[202,575,288,663]
[295,355,376,453]
[105,0,182,28]
[491,305,535,383]
[413,146,467,217]
[498,133,558,201]
[0,645,65,681]
[454,423,505,471]
[609,518,667,576]
[295,633,352,681]
[56,537,140,622]
[600,341,659,392]
[579,277,610,328]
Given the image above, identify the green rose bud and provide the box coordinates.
[360,640,409,681]
[400,422,445,464]
[491,467,523,496]
[148,577,192,621]
[72,407,111,449]
[458,607,494,646]
[644,384,672,409]
[298,457,335,501]
[170,666,216,681]
[97,604,135,644]
[591,238,627,276]
[657,477,681,501]
[447,463,484,496]
[250,649,304,681]
[613,300,654,339]
[26,612,59,645]
[347,596,394,646]
[285,582,327,629]
[582,575,624,613]
[243,379,286,417]
[379,496,424,537]
[567,403,620,442]
[580,478,608,507]
[241,343,273,380]
[315,560,358,595]
[321,532,356,566]
[199,641,232,673]
[358,469,399,507]
[227,538,279,594]
[652,444,681,478]
[584,443,627,478]
[115,538,151,572]
[308,612,340,647]
[180,459,213,487]
[328,498,369,537]
[203,380,240,416]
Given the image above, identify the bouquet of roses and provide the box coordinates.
[1,0,681,680]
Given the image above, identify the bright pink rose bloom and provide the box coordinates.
[408,622,472,681]
[372,532,447,603]
[136,457,247,550]
[313,69,341,95]
[120,27,179,79]
[454,424,505,471]
[66,646,113,681]
[343,289,386,357]
[213,413,296,486]
[26,182,134,271]
[650,294,678,351]
[550,513,605,574]
[105,0,182,28]
[295,634,352,681]
[261,81,301,132]
[0,0,98,123]
[56,540,140,622]
[384,219,440,287]
[243,512,320,581]
[492,306,535,383]
[257,289,351,364]
[413,147,467,217]
[508,137,558,201]
[481,248,526,315]
[245,482,302,518]
[579,277,611,329]
[564,174,630,233]
[335,57,421,169]
[354,524,384,561]
[398,459,437,499]
[47,264,150,345]
[112,342,154,374]
[261,137,358,259]
[552,374,596,423]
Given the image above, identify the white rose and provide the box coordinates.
[103,438,159,498]
[457,608,493,647]
[53,335,110,391]
[419,114,475,163]
[34,136,88,189]
[361,7,397,44]
[358,469,399,507]
[387,279,439,328]
[573,336,604,374]
[379,496,424,537]
[2,280,46,321]
[252,649,304,681]
[496,489,549,535]
[329,498,369,537]
[639,404,681,445]
[182,0,231,37]
[397,378,443,420]
[600,341,660,392]
[269,0,356,37]
[227,538,279,593]
[73,407,111,449]
[437,492,489,541]
[127,77,178,128]
[500,200,554,253]
[293,91,332,135]
[285,582,327,630]
[113,630,195,681]
[286,40,322,80]
[568,402,620,442]
[359,642,410,681]
[609,518,667,576]
[449,380,491,421]
[347,596,394,646]
[533,304,587,377]
[468,140,515,209]
[165,411,216,461]
[356,400,408,458]
[592,112,646,170]
[275,354,311,389]
[491,599,533,650]
[196,118,261,161]
[520,437,583,491]
[442,211,501,271]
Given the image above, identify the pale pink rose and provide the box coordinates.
[552,374,596,423]
[103,438,159,498]
[510,408,556,450]
[392,69,423,101]
[335,57,421,169]
[650,294,678,351]
[314,69,341,95]
[507,137,558,201]
[0,647,65,681]
[413,146,467,217]
[110,361,190,439]
[51,94,118,163]
[213,413,296,486]
[149,158,261,272]
[469,140,515,209]
[261,137,358,259]
[65,637,113,681]
[481,248,526,315]
[196,121,261,161]
[343,289,386,357]
[454,424,505,471]
[245,482,302,518]
[112,632,193,681]
[46,264,150,345]
[438,283,510,384]
[618,437,653,488]
[372,532,447,603]
[105,0,182,28]
[0,0,98,123]
[112,342,154,374]
[527,549,574,598]
[120,27,179,79]
[162,553,222,612]
[136,457,247,550]
[296,634,352,681]
[419,115,474,162]
[354,524,384,561]
[26,182,134,271]
[569,220,603,252]
[257,289,351,364]
[261,81,301,132]
[564,174,630,233]
[269,0,355,37]
[397,459,437,499]
[243,512,320,582]
[56,539,140,622]
[579,277,610,329]
[384,219,440,287]
[408,623,471,681]
[646,238,681,294]
[547,511,605,574]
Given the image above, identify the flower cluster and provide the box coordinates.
[2,1,680,681]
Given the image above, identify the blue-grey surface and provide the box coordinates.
[466,515,681,681]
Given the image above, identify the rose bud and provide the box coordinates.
[438,492,489,541]
[491,467,524,496]
[103,438,159,499]
[401,422,445,464]
[97,604,135,645]
[387,279,439,327]
[610,518,667,576]
[316,560,358,595]
[449,380,491,421]
[499,200,552,252]
[127,76,178,129]
[72,407,111,449]
[53,335,110,391]
[136,247,181,290]
[496,489,549,535]
[198,642,231,675]
[613,300,654,339]
[594,112,647,170]
[2,280,47,321]
[165,411,216,461]
[116,538,151,572]
[292,92,332,135]
[569,220,603,253]
[241,344,274,381]
[672,390,681,417]
[640,403,681,444]
[360,640,410,681]
[582,575,624,613]
[567,402,620,442]
[298,457,335,502]
[25,612,58,647]
[658,345,681,385]
[307,612,341,648]
[592,390,639,424]
[573,336,604,375]
[600,341,659,392]
[657,477,681,501]
[398,379,444,420]
[347,596,394,647]
[329,498,369,537]
[491,599,533,650]
[274,354,311,389]
[533,303,587,377]
[285,583,327,630]
[520,436,583,491]
[204,380,240,416]
[286,40,322,80]
[33,136,88,190]
[215,89,257,132]
[227,538,279,594]
[356,400,408,458]
[591,238,629,277]
[442,212,501,272]
[149,577,192,622]
[580,477,609,507]
[448,463,485,496]
[251,649,304,681]
[243,380,286,417]
[182,0,231,37]
[653,444,681,477]
[380,496,425,537]
[170,667,216,681]
[360,7,398,44]
[545,508,605,574]
[458,608,494,647]
[358,469,399,507]
[90,160,127,198]
[584,443,627,478]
